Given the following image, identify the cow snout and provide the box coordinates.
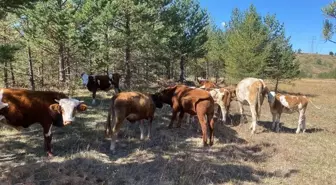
[64,121,72,125]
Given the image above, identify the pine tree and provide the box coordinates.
[225,5,269,79]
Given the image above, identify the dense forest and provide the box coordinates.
[0,0,299,91]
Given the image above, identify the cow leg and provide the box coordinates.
[275,113,281,133]
[238,101,245,124]
[197,112,208,146]
[92,90,97,105]
[207,113,215,146]
[147,117,153,139]
[139,120,145,140]
[168,110,178,129]
[271,112,276,131]
[297,109,306,134]
[110,117,122,152]
[219,104,227,124]
[43,124,53,157]
[250,105,257,134]
[176,111,185,128]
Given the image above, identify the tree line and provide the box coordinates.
[0,1,299,92]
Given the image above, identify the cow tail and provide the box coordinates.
[257,83,262,120]
[308,98,321,109]
[106,96,116,137]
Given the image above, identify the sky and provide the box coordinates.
[199,0,335,55]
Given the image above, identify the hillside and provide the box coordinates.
[295,53,336,78]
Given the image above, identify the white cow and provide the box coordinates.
[236,78,268,134]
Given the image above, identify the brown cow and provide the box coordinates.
[187,87,236,125]
[154,85,215,146]
[81,72,121,104]
[105,91,163,152]
[0,88,88,156]
[267,91,320,133]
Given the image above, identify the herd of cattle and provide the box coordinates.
[0,72,320,157]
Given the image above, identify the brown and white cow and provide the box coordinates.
[197,79,217,89]
[155,85,215,146]
[187,87,236,125]
[236,78,268,134]
[209,87,236,124]
[267,91,320,133]
[105,91,163,152]
[81,72,121,104]
[0,88,88,156]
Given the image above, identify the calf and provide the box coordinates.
[0,88,87,156]
[155,85,215,146]
[105,92,163,152]
[81,72,121,104]
[209,87,235,124]
[197,79,217,89]
[267,91,320,133]
[236,78,268,134]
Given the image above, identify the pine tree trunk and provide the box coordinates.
[58,43,66,83]
[66,47,70,78]
[9,61,15,86]
[40,60,44,87]
[3,61,8,88]
[179,55,185,82]
[206,59,209,79]
[27,45,35,90]
[275,77,279,92]
[124,13,131,88]
[165,61,171,79]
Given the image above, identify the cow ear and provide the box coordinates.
[77,103,87,112]
[49,104,61,114]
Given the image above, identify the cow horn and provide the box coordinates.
[54,99,60,103]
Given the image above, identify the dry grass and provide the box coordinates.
[1,79,336,185]
[296,53,336,77]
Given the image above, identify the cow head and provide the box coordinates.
[267,91,276,105]
[0,89,9,110]
[156,85,177,106]
[81,72,89,87]
[150,93,163,109]
[49,98,87,126]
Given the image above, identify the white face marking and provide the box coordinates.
[97,79,101,85]
[267,91,276,104]
[45,125,52,137]
[0,89,9,110]
[81,73,89,86]
[279,95,290,108]
[56,98,83,122]
[108,73,113,79]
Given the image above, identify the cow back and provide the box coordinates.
[0,88,67,128]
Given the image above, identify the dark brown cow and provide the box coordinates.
[81,72,121,104]
[0,88,88,157]
[105,92,163,152]
[154,85,215,146]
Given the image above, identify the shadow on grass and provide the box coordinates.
[1,154,299,185]
[258,121,325,134]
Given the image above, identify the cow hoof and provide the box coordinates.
[209,141,214,146]
[47,152,54,157]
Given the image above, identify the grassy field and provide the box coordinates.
[0,79,336,185]
[296,53,336,78]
